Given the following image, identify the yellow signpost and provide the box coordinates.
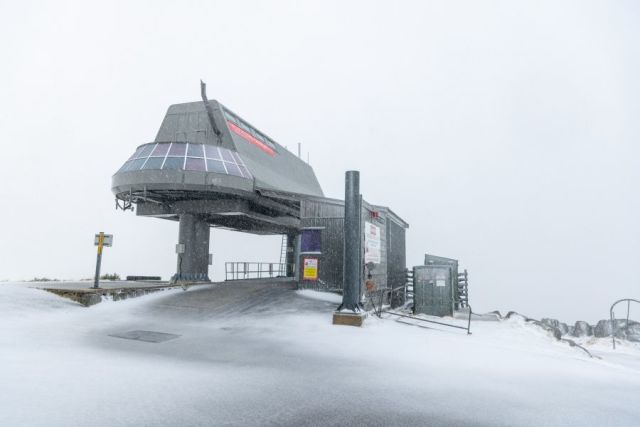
[93,232,113,289]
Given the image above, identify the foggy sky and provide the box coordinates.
[1,0,638,322]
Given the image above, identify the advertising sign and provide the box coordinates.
[364,221,381,264]
[303,258,319,280]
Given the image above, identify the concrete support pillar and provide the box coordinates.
[172,213,211,283]
[194,219,211,279]
[339,170,362,312]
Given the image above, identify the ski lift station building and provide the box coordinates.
[111,87,409,295]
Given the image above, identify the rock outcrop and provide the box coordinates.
[541,318,570,336]
[497,310,640,345]
[571,321,593,337]
[594,319,640,342]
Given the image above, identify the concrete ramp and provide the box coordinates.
[148,279,301,319]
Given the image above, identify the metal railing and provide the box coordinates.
[367,286,472,335]
[610,298,640,349]
[224,262,291,281]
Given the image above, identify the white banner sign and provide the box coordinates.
[364,221,381,264]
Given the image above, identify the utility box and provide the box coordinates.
[413,255,459,317]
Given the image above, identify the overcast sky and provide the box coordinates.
[1,0,638,322]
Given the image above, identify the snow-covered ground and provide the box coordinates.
[1,282,639,426]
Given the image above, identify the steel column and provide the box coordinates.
[286,232,297,277]
[339,170,362,312]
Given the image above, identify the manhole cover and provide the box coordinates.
[109,330,180,343]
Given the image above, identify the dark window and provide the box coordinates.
[205,145,221,160]
[220,148,235,163]
[225,162,243,177]
[185,157,206,171]
[206,159,226,174]
[301,229,322,253]
[187,144,204,158]
[238,166,252,179]
[231,151,244,165]
[151,143,170,157]
[142,157,164,170]
[168,143,186,157]
[138,144,156,158]
[163,157,183,170]
[128,158,146,171]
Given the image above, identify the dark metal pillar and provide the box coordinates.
[286,232,297,277]
[339,170,362,312]
[173,213,211,282]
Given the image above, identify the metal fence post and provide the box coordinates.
[93,232,105,289]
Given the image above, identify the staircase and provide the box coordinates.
[457,269,469,309]
[404,268,414,307]
[278,235,288,277]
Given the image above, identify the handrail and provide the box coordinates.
[610,298,640,349]
[224,262,291,281]
[367,286,472,335]
[381,309,473,335]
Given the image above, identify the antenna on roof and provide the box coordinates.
[200,80,222,145]
[298,142,301,158]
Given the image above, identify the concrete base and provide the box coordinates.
[43,283,186,307]
[333,311,366,327]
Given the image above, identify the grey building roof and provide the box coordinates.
[111,99,325,234]
[150,100,324,198]
[111,98,407,234]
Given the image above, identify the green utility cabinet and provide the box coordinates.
[413,255,458,317]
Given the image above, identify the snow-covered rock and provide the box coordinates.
[572,320,593,337]
[541,318,570,336]
[534,321,562,340]
[488,310,503,319]
[505,311,532,321]
[594,319,640,341]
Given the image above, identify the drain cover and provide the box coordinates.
[109,330,180,343]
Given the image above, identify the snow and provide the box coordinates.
[1,282,639,426]
[296,288,343,304]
